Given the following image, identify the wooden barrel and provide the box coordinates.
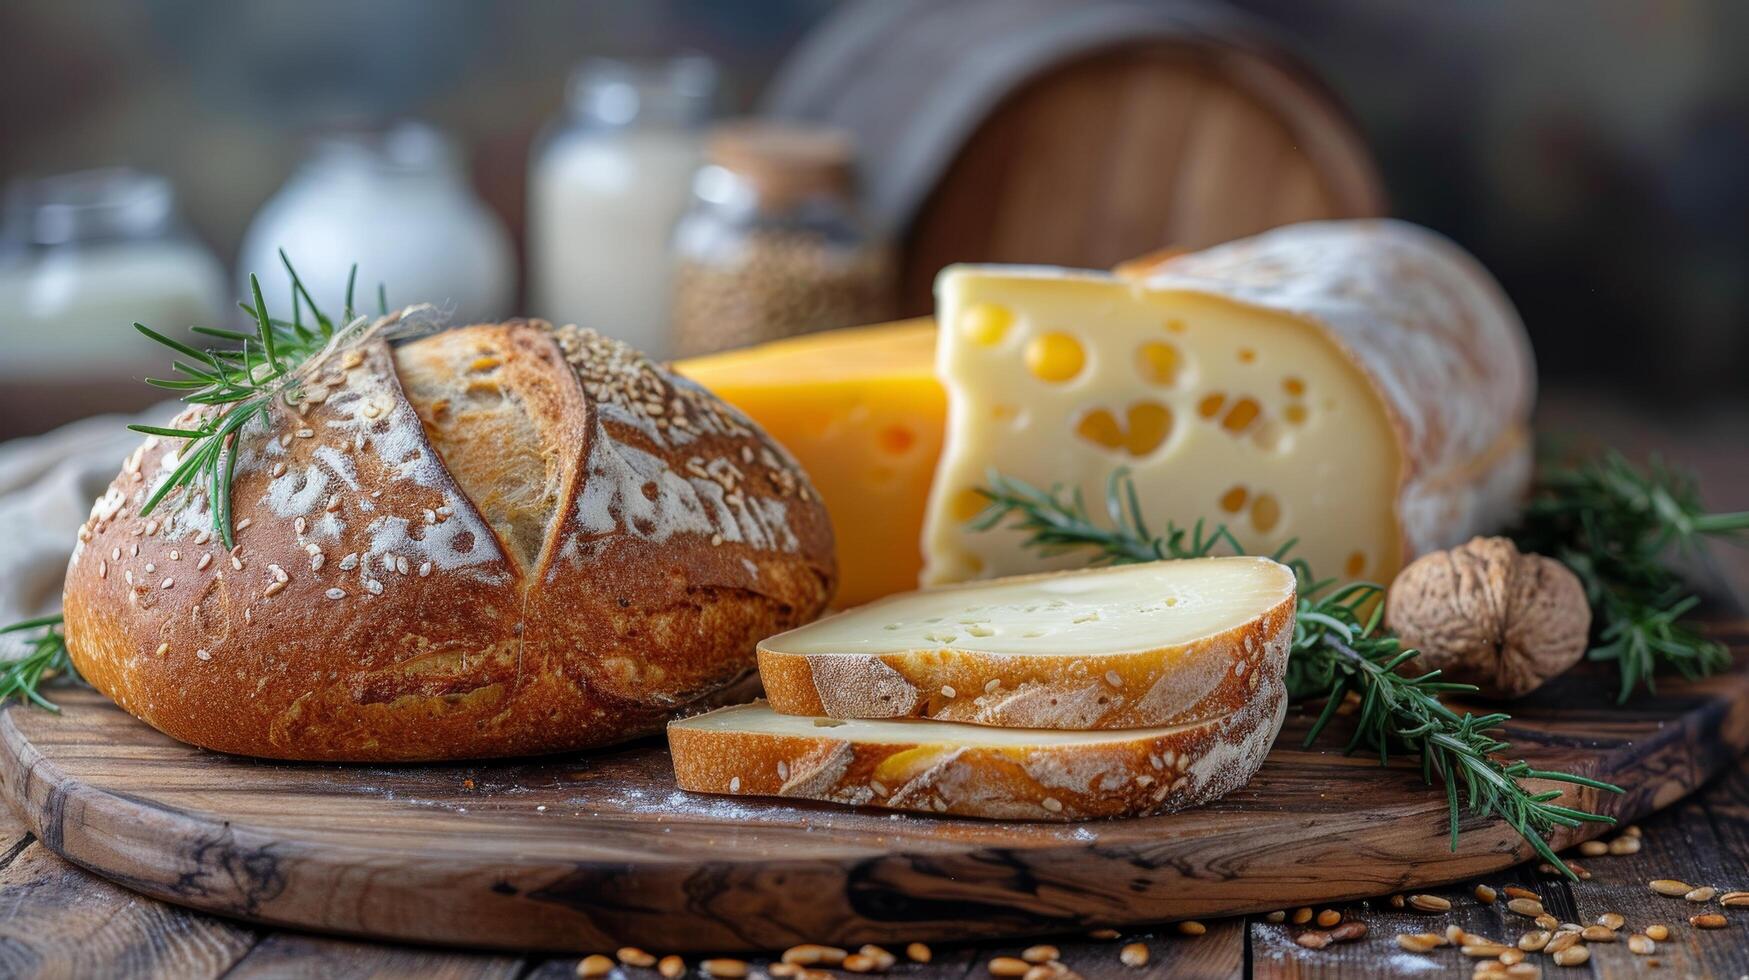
[763,0,1386,313]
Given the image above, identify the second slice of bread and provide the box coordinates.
[758,557,1295,730]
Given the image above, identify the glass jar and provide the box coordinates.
[0,168,227,380]
[670,121,894,357]
[528,55,717,358]
[238,121,514,324]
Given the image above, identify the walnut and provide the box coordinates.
[1384,536,1591,699]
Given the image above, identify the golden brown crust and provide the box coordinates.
[757,588,1294,730]
[668,689,1286,821]
[62,317,835,761]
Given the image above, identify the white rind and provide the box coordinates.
[1133,219,1535,557]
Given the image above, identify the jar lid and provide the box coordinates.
[306,120,463,179]
[2,168,176,247]
[705,121,855,207]
[568,55,718,129]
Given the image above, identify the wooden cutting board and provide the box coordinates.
[1,628,1746,955]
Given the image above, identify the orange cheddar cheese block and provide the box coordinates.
[674,319,942,608]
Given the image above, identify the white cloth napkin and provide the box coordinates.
[0,406,174,654]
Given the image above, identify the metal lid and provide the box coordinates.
[2,168,177,246]
[566,55,718,129]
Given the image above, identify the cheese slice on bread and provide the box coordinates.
[758,557,1294,730]
[668,695,1283,820]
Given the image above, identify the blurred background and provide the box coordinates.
[1,0,1745,440]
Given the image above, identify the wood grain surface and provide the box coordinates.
[0,626,1744,957]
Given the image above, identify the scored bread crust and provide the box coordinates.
[62,314,834,761]
[757,561,1295,729]
[668,685,1286,821]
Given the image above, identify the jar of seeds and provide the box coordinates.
[670,121,893,356]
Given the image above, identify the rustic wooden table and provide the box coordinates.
[0,393,1744,979]
[1,751,1746,978]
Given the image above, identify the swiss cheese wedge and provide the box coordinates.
[924,219,1534,591]
[668,695,1283,820]
[758,557,1294,730]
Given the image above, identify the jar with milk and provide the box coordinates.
[528,55,717,359]
[0,168,226,382]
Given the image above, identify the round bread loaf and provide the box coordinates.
[61,317,836,761]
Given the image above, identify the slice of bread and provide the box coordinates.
[668,693,1284,821]
[758,557,1294,730]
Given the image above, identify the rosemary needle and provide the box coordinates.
[0,614,74,711]
[972,467,1619,874]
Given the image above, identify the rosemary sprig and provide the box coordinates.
[0,614,75,711]
[128,254,376,549]
[972,469,1618,873]
[1287,579,1616,867]
[1511,450,1749,702]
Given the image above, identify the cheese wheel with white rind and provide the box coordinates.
[923,219,1534,593]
